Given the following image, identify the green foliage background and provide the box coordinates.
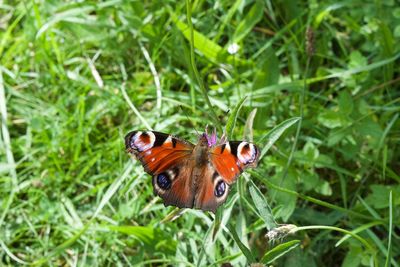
[0,0,399,266]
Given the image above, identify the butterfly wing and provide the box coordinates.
[209,141,260,183]
[193,164,228,212]
[125,132,260,213]
[125,131,196,208]
[194,141,260,212]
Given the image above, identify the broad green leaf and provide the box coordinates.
[248,179,277,231]
[315,180,333,196]
[258,117,301,158]
[318,110,343,129]
[394,25,400,37]
[342,245,363,267]
[293,208,343,226]
[108,225,177,254]
[253,46,279,129]
[271,172,297,221]
[365,185,400,209]
[172,12,223,61]
[339,91,354,116]
[253,47,280,87]
[349,51,367,68]
[327,128,352,147]
[301,172,320,192]
[170,11,247,65]
[303,141,319,162]
[232,0,265,43]
[261,240,300,264]
[356,118,383,146]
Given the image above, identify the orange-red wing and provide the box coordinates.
[125,131,194,175]
[209,147,241,184]
[209,141,260,184]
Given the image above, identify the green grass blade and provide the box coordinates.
[213,0,243,42]
[377,113,399,158]
[0,69,18,228]
[227,224,255,263]
[121,83,152,130]
[212,207,222,241]
[107,225,177,253]
[232,0,264,43]
[243,108,257,141]
[261,240,300,264]
[36,5,96,38]
[384,190,393,267]
[366,229,398,267]
[184,0,220,130]
[335,221,384,247]
[250,170,386,223]
[32,164,133,265]
[293,225,377,262]
[225,96,247,139]
[0,240,30,265]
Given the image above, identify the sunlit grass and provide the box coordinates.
[1,0,399,266]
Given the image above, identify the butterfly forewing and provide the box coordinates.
[125,131,194,175]
[209,141,260,184]
[125,131,196,209]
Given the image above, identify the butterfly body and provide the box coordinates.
[125,130,259,212]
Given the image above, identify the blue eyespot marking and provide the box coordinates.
[214,180,226,197]
[157,173,171,190]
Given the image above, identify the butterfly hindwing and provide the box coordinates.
[151,160,195,209]
[194,166,230,212]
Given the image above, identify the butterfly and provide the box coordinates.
[125,128,260,212]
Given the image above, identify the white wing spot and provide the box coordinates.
[164,135,172,144]
[231,167,234,172]
[225,142,231,153]
[133,131,156,151]
[237,142,256,164]
[151,158,155,162]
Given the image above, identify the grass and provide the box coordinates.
[1,0,399,266]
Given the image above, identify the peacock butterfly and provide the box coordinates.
[125,128,260,212]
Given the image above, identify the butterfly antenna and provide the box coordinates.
[179,106,201,136]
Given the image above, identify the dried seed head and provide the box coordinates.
[306,27,315,57]
[265,224,298,242]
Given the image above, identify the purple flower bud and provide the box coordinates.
[204,127,218,147]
